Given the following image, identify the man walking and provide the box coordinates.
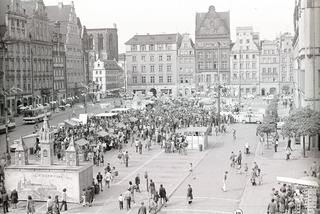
[2,190,9,213]
[222,171,228,192]
[137,202,147,214]
[286,139,292,151]
[96,172,103,191]
[159,184,167,206]
[125,151,129,167]
[60,188,67,211]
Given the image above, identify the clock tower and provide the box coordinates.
[39,115,54,165]
[65,136,79,166]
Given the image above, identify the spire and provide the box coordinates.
[42,114,50,130]
[66,136,76,152]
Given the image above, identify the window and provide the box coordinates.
[246,72,250,79]
[222,61,227,69]
[132,55,136,62]
[167,55,171,61]
[246,39,250,44]
[158,65,163,72]
[141,56,145,61]
[141,45,146,51]
[252,72,256,79]
[141,65,146,72]
[206,74,211,83]
[133,76,137,83]
[273,68,277,75]
[150,65,155,72]
[198,52,203,58]
[131,45,137,51]
[142,76,146,83]
[99,70,102,74]
[246,62,250,69]
[150,76,155,83]
[180,77,184,83]
[150,55,154,62]
[233,73,238,80]
[234,55,237,60]
[96,77,98,82]
[159,55,163,61]
[252,62,256,69]
[167,75,172,83]
[166,44,172,50]
[246,54,249,59]
[149,44,155,51]
[252,54,255,59]
[132,65,137,72]
[240,39,243,44]
[240,63,243,69]
[167,65,171,72]
[273,57,277,63]
[233,63,237,69]
[159,76,163,83]
[158,44,163,51]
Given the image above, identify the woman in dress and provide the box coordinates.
[26,195,35,214]
[187,184,193,204]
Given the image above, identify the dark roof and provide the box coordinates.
[46,5,71,22]
[195,9,230,35]
[103,60,122,71]
[125,33,181,45]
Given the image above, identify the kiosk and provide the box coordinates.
[177,127,210,151]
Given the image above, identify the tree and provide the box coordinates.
[257,117,277,149]
[282,107,320,157]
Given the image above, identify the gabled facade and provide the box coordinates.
[47,2,85,98]
[230,27,260,97]
[177,33,195,96]
[195,6,231,93]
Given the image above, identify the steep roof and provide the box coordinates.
[125,33,181,45]
[46,4,71,22]
[103,60,122,71]
[195,6,230,36]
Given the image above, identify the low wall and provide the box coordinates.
[5,164,93,203]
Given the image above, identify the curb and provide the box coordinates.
[155,149,211,213]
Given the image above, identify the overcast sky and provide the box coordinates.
[43,0,295,53]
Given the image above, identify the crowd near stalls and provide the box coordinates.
[49,98,226,165]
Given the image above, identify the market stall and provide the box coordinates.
[176,127,210,151]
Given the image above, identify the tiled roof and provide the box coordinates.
[195,10,230,34]
[125,33,181,45]
[103,60,122,71]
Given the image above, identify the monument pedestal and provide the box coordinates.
[5,163,93,203]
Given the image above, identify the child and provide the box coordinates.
[118,194,124,210]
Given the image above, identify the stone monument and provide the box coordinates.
[14,137,28,166]
[39,115,54,165]
[65,136,79,166]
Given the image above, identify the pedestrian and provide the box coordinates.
[128,181,135,204]
[237,150,242,166]
[124,189,131,210]
[105,163,111,173]
[97,172,103,191]
[10,189,18,209]
[285,149,291,160]
[125,151,129,167]
[222,171,228,192]
[286,139,292,151]
[118,194,124,210]
[244,163,249,176]
[135,139,139,153]
[149,179,156,198]
[149,199,157,214]
[135,174,141,193]
[2,190,9,213]
[267,198,277,214]
[105,171,111,188]
[81,188,87,207]
[187,184,193,204]
[60,188,67,211]
[159,184,167,206]
[138,140,143,154]
[138,201,147,214]
[26,195,35,214]
[274,138,279,152]
[251,169,257,186]
[52,195,60,214]
[311,161,318,177]
[230,152,236,167]
[233,129,236,140]
[47,196,54,214]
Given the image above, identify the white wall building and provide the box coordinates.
[125,33,182,97]
[230,27,260,97]
[92,59,107,93]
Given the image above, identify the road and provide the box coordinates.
[0,99,120,154]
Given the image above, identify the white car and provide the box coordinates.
[240,113,263,124]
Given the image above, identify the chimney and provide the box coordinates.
[58,2,63,9]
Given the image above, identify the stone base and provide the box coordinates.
[4,163,93,203]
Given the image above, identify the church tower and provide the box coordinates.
[39,115,54,165]
[65,136,79,166]
[14,137,29,165]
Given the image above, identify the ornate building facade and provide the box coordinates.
[177,33,195,96]
[0,0,30,116]
[47,2,85,98]
[230,27,260,97]
[293,0,320,111]
[195,6,231,93]
[125,33,182,97]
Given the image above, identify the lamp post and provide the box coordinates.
[217,42,221,131]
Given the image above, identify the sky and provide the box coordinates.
[43,0,295,53]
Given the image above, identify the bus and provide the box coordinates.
[0,117,16,134]
[23,106,52,124]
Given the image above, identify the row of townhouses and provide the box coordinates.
[0,0,122,116]
[125,6,296,98]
